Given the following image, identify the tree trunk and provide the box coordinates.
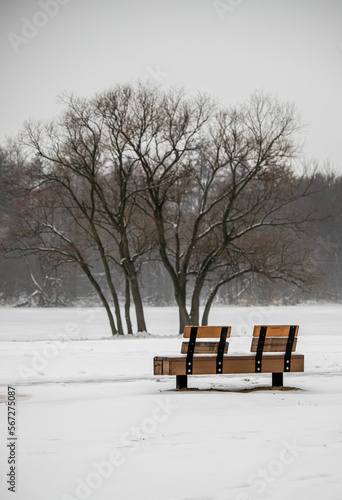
[190,271,210,326]
[119,231,147,332]
[125,277,133,334]
[81,263,118,336]
[103,299,118,337]
[175,288,190,333]
[178,308,189,334]
[153,208,192,333]
[189,289,201,326]
[201,287,218,326]
[112,285,124,335]
[123,260,146,332]
[90,223,124,335]
[99,257,124,335]
[130,275,147,332]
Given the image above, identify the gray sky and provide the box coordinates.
[1,0,342,171]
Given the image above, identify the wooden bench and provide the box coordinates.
[154,325,304,389]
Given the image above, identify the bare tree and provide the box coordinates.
[0,84,328,334]
[15,92,156,333]
[1,151,123,333]
[96,83,216,330]
[101,86,319,331]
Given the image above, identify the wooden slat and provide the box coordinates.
[163,360,170,375]
[181,341,229,354]
[154,358,171,376]
[253,325,299,338]
[183,326,231,339]
[154,359,163,375]
[250,338,297,353]
[156,354,304,376]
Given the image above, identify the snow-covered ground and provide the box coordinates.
[0,304,341,500]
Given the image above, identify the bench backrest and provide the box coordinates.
[251,325,299,373]
[181,325,299,375]
[250,325,299,353]
[182,326,232,374]
[182,326,231,354]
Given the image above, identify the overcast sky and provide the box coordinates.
[1,0,342,171]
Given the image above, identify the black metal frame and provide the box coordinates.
[186,326,198,375]
[216,326,228,374]
[284,325,296,372]
[272,372,283,386]
[176,375,188,390]
[255,326,267,373]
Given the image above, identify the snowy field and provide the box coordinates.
[0,304,342,500]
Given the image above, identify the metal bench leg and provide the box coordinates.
[176,375,187,390]
[272,373,283,387]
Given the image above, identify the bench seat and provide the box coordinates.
[154,354,305,376]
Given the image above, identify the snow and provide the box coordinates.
[0,304,342,500]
